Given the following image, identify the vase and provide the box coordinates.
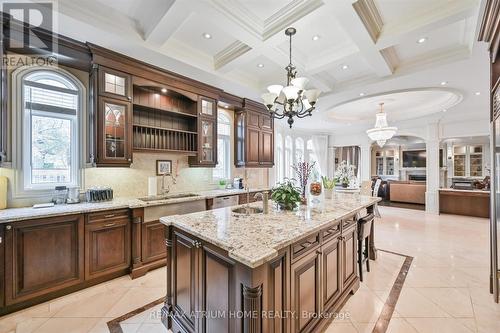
[342,182,348,188]
[324,188,333,199]
[300,185,307,204]
[278,202,297,211]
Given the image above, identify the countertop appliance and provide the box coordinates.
[233,178,243,189]
[67,187,80,204]
[86,187,113,202]
[212,195,239,209]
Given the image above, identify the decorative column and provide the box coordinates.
[426,122,440,214]
[161,226,173,328]
[360,143,372,182]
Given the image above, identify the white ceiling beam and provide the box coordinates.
[325,0,393,77]
[142,0,192,45]
[376,0,479,50]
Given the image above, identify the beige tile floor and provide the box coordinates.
[0,206,498,333]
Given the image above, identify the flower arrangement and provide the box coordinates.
[271,179,301,210]
[334,161,356,188]
[291,161,316,203]
[321,176,336,189]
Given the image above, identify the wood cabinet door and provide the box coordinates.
[198,244,237,333]
[321,236,341,310]
[246,127,260,166]
[141,220,166,264]
[172,231,199,333]
[260,113,273,131]
[85,218,131,280]
[97,96,133,166]
[290,249,321,333]
[194,116,217,167]
[4,215,85,305]
[342,226,357,288]
[260,130,274,167]
[98,66,132,101]
[247,110,260,128]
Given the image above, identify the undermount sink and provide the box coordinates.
[139,193,200,202]
[232,206,263,215]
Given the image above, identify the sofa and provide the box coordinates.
[388,181,426,205]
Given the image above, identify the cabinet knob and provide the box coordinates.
[128,158,132,162]
[5,225,11,230]
[127,96,132,101]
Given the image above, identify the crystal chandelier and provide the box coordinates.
[261,27,321,128]
[366,103,397,147]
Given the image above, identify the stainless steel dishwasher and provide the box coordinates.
[212,195,239,209]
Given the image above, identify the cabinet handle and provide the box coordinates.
[104,223,116,227]
[193,240,202,248]
[104,214,115,218]
[5,225,11,230]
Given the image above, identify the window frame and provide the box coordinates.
[213,111,231,180]
[11,66,86,198]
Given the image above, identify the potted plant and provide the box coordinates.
[321,176,336,199]
[334,161,356,188]
[271,179,301,211]
[218,179,227,190]
[291,161,316,204]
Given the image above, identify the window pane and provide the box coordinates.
[31,115,71,184]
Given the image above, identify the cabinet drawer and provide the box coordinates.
[322,222,341,242]
[87,209,130,223]
[291,233,319,261]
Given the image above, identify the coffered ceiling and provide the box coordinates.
[42,0,489,132]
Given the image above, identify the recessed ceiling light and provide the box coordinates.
[475,91,481,95]
[442,109,447,112]
[341,64,349,70]
[417,37,427,44]
[202,33,212,39]
[359,92,365,96]
[161,88,167,93]
[224,105,229,109]
[257,63,264,68]
[440,81,448,86]
[312,35,320,41]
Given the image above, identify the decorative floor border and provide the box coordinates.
[372,249,414,333]
[106,249,413,333]
[106,298,164,333]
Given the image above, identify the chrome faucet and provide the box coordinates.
[160,174,177,195]
[254,191,269,214]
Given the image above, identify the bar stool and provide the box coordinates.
[357,213,374,282]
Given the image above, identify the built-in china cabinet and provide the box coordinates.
[452,145,483,177]
[373,148,396,177]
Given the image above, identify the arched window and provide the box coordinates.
[285,136,293,179]
[295,137,304,163]
[20,69,82,190]
[214,111,231,179]
[275,133,283,183]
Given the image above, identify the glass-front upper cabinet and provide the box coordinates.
[453,145,483,177]
[470,145,483,177]
[374,149,396,176]
[97,97,132,166]
[99,66,132,101]
[189,96,217,167]
[386,150,395,175]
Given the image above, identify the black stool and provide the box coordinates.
[357,214,374,282]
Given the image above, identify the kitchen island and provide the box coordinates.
[159,193,380,333]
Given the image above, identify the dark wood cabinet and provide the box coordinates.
[96,96,133,167]
[85,213,131,280]
[341,225,357,288]
[4,215,85,306]
[0,225,4,307]
[290,249,322,333]
[235,99,274,168]
[141,220,166,264]
[321,235,341,310]
[189,96,217,167]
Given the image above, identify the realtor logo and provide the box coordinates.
[2,2,54,53]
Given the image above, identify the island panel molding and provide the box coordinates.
[160,195,380,332]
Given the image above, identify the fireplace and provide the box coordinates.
[409,174,426,182]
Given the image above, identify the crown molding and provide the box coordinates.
[380,46,400,72]
[352,0,383,43]
[214,41,252,70]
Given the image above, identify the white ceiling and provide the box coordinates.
[30,0,490,133]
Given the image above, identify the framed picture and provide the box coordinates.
[156,160,172,176]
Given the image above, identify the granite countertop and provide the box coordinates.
[439,188,490,194]
[0,188,269,223]
[160,193,381,268]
